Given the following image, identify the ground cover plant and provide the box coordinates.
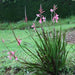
[0,4,75,75]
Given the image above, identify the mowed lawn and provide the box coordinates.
[0,21,75,74]
[0,29,37,68]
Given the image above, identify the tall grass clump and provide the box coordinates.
[19,27,68,75]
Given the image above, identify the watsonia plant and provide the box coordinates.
[19,27,68,75]
[17,4,69,75]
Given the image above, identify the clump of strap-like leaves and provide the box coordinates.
[19,28,68,75]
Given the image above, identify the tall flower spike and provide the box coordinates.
[53,4,57,11]
[39,4,45,14]
[25,6,27,22]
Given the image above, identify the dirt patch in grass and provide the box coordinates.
[66,30,75,44]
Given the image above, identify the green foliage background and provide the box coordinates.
[0,0,75,22]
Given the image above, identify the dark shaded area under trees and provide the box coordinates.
[0,0,75,22]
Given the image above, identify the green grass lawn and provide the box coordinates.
[0,18,75,74]
[0,15,75,30]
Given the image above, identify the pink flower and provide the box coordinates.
[31,23,36,30]
[52,13,59,23]
[7,51,15,60]
[7,51,15,56]
[7,51,18,60]
[50,4,57,13]
[55,14,59,23]
[8,56,12,60]
[17,39,21,45]
[42,16,46,22]
[31,23,35,27]
[52,17,55,23]
[2,39,5,43]
[33,27,36,30]
[50,9,54,12]
[11,51,15,55]
[7,51,15,55]
[36,14,40,17]
[15,56,18,60]
[39,18,42,24]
